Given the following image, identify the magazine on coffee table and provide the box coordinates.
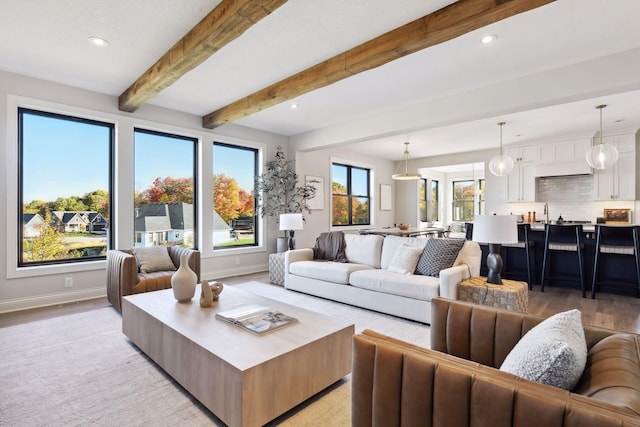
[216,304,298,335]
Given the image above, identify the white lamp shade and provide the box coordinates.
[472,215,517,244]
[279,213,303,231]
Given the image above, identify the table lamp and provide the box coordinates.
[279,213,303,250]
[472,214,517,285]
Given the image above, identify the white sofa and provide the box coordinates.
[284,234,481,323]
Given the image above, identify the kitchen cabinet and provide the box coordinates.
[506,146,537,202]
[593,133,637,200]
[539,139,591,163]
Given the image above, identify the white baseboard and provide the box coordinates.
[0,287,107,314]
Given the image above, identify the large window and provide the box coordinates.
[19,108,113,266]
[452,179,484,221]
[332,163,370,226]
[420,178,439,222]
[134,129,197,248]
[213,142,258,249]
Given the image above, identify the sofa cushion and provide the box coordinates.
[289,260,374,285]
[415,238,465,277]
[380,235,429,270]
[349,269,440,301]
[572,333,640,416]
[387,245,423,274]
[500,309,587,390]
[453,241,483,277]
[344,234,384,268]
[132,246,176,274]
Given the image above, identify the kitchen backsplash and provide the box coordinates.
[507,175,637,223]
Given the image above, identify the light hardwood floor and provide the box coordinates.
[2,272,639,334]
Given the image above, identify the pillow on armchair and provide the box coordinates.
[132,246,176,274]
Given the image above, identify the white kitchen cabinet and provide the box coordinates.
[506,146,537,202]
[539,139,591,163]
[593,133,637,200]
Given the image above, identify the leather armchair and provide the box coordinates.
[106,246,200,312]
[352,298,640,427]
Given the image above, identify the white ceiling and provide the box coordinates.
[2,0,640,161]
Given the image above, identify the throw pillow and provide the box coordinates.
[387,245,423,274]
[415,238,465,277]
[500,309,587,390]
[133,246,177,274]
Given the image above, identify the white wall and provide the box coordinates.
[0,70,288,312]
[293,146,396,249]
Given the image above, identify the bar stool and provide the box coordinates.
[591,225,640,299]
[501,223,536,290]
[541,224,586,297]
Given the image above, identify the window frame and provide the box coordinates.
[213,141,259,250]
[17,107,115,267]
[331,162,371,227]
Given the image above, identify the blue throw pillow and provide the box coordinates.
[415,238,465,277]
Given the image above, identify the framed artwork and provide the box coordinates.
[380,184,392,211]
[305,175,324,210]
[603,208,631,224]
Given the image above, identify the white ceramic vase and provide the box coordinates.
[171,253,197,302]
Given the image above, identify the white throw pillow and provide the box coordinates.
[133,246,177,274]
[387,245,423,275]
[500,309,587,390]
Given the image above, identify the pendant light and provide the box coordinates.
[392,142,421,180]
[586,104,618,170]
[489,122,514,176]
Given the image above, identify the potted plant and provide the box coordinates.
[255,146,317,252]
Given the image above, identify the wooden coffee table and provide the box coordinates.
[122,285,354,427]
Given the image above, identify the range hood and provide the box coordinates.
[534,161,593,177]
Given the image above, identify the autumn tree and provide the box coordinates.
[82,189,109,217]
[136,176,193,207]
[213,174,242,223]
[331,181,348,225]
[238,189,254,217]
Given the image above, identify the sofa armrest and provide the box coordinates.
[438,264,472,300]
[352,330,640,427]
[106,250,139,313]
[283,248,313,286]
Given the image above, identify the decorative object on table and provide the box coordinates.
[392,142,421,180]
[397,223,410,230]
[210,281,224,300]
[586,104,618,170]
[488,122,514,176]
[472,214,518,285]
[255,146,317,253]
[171,253,197,302]
[279,213,303,250]
[216,304,298,335]
[199,280,214,307]
[603,208,631,224]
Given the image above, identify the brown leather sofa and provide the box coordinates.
[352,297,640,427]
[106,246,200,312]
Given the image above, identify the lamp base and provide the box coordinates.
[287,230,296,250]
[486,243,504,285]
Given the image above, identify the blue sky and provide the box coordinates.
[22,112,255,203]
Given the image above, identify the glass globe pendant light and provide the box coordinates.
[489,122,514,176]
[586,104,618,170]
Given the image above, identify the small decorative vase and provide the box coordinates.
[276,237,288,253]
[171,254,197,302]
[210,281,224,301]
[199,280,214,307]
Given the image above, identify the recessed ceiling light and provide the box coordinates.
[481,34,497,44]
[88,36,109,47]
[290,103,299,109]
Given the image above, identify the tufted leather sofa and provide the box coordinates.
[352,297,640,427]
[106,246,200,312]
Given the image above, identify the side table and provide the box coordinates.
[269,253,286,286]
[457,277,528,313]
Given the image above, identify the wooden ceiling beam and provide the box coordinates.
[118,0,288,113]
[202,0,555,129]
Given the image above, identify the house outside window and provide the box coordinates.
[134,128,197,248]
[213,142,258,249]
[19,108,113,266]
[420,178,439,222]
[332,163,370,226]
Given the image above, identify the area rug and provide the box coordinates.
[0,281,430,426]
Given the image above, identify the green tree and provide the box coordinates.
[83,189,109,217]
[22,212,81,262]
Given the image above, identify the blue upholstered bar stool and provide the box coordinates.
[502,223,536,290]
[540,224,586,298]
[591,225,640,299]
